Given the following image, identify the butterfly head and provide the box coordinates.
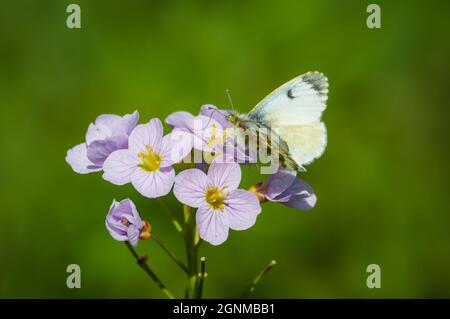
[226,110,243,127]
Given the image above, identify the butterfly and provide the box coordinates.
[227,72,328,172]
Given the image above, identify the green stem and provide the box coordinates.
[151,234,189,274]
[158,198,184,234]
[195,256,207,299]
[183,204,200,298]
[124,241,175,299]
[242,260,277,298]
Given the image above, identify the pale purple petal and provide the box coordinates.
[186,115,223,151]
[114,199,142,226]
[105,222,128,241]
[106,216,128,234]
[95,114,125,131]
[86,134,128,165]
[200,104,231,128]
[86,123,105,144]
[173,169,207,208]
[126,199,142,225]
[261,172,317,211]
[273,177,314,201]
[185,115,214,133]
[128,119,163,154]
[165,111,194,129]
[66,143,102,174]
[174,115,223,152]
[261,169,297,200]
[171,128,204,153]
[283,193,317,210]
[108,208,131,230]
[275,178,316,210]
[85,111,139,146]
[160,131,194,167]
[127,224,140,246]
[105,200,128,241]
[105,199,144,243]
[102,149,138,185]
[131,167,175,198]
[211,141,252,165]
[207,162,241,190]
[86,114,122,144]
[196,204,230,246]
[122,111,140,135]
[224,190,261,230]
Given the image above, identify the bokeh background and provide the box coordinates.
[0,0,449,298]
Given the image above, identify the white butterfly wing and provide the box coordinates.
[276,120,327,167]
[247,72,328,167]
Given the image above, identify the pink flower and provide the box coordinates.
[251,169,317,210]
[105,199,151,247]
[168,114,226,153]
[173,162,261,245]
[165,105,249,164]
[165,104,231,131]
[66,111,139,174]
[102,118,192,198]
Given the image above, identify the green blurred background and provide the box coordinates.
[0,0,449,298]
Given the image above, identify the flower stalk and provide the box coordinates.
[195,257,207,299]
[183,204,201,298]
[242,260,277,298]
[124,241,175,299]
[151,234,188,274]
[157,198,184,234]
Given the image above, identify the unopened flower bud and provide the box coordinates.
[139,220,151,240]
[248,182,267,203]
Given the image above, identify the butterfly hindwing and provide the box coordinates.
[276,120,327,168]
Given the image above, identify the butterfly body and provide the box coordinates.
[227,111,301,171]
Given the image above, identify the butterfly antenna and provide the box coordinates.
[226,89,235,111]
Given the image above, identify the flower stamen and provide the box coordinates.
[206,124,224,148]
[205,186,226,210]
[138,145,162,172]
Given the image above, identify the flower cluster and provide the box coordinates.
[66,105,317,247]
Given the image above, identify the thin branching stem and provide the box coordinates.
[124,241,175,299]
[242,260,277,298]
[157,198,184,234]
[195,256,207,299]
[151,234,188,274]
[183,205,200,298]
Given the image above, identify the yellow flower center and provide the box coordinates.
[138,145,162,172]
[223,128,231,139]
[205,186,226,210]
[206,123,225,148]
